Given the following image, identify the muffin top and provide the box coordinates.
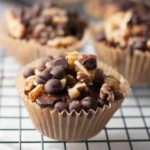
[95,3,150,53]
[6,3,87,47]
[23,52,124,112]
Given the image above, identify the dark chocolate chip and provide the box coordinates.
[69,101,82,113]
[51,66,66,79]
[45,79,62,94]
[37,94,59,107]
[97,98,105,108]
[54,102,67,112]
[93,68,105,89]
[84,58,97,70]
[39,68,52,80]
[81,97,97,111]
[23,68,35,78]
[35,76,46,84]
[52,58,68,70]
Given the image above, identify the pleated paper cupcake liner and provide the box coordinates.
[0,21,87,66]
[94,41,150,85]
[16,58,129,141]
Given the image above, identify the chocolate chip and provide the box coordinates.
[69,101,82,112]
[97,98,105,108]
[52,58,68,70]
[51,66,66,79]
[54,102,67,112]
[81,97,97,111]
[35,76,46,84]
[39,68,52,80]
[23,68,35,78]
[37,94,60,107]
[45,79,62,94]
[93,68,105,89]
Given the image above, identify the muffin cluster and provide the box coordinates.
[95,6,150,53]
[6,3,87,47]
[23,52,123,112]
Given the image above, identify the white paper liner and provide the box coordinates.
[16,58,129,141]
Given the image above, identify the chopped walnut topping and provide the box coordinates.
[68,82,88,99]
[25,75,36,94]
[100,83,114,102]
[47,36,78,47]
[105,76,120,92]
[23,53,124,112]
[7,4,87,47]
[66,51,78,69]
[6,10,25,38]
[77,72,92,86]
[28,84,45,102]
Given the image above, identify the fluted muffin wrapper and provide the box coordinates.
[0,21,87,66]
[94,41,150,85]
[16,58,129,141]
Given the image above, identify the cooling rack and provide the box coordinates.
[0,47,150,150]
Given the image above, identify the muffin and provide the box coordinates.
[0,3,87,65]
[16,52,129,141]
[92,6,150,84]
[84,0,150,19]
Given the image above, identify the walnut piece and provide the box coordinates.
[77,72,92,86]
[28,84,45,102]
[100,83,114,102]
[68,82,88,99]
[6,10,25,38]
[47,36,78,47]
[42,8,66,17]
[66,51,78,69]
[105,75,120,92]
[25,75,36,93]
[52,15,68,24]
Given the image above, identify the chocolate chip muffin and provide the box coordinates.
[16,52,129,141]
[92,3,150,85]
[84,0,150,19]
[0,3,88,65]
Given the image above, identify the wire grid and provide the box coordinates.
[0,48,150,150]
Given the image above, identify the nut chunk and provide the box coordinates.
[28,84,45,102]
[6,10,25,38]
[100,83,114,102]
[68,82,88,99]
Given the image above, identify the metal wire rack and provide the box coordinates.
[0,47,150,150]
